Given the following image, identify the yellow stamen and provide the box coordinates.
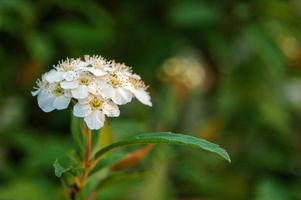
[53,85,64,96]
[89,97,103,109]
[109,75,122,88]
[80,77,90,86]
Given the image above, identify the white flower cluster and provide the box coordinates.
[32,55,152,130]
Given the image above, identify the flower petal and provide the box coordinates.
[88,80,111,97]
[87,68,107,76]
[62,71,78,81]
[45,69,64,83]
[37,91,55,112]
[77,61,89,68]
[103,101,120,117]
[53,95,71,110]
[71,85,89,99]
[132,89,152,106]
[84,110,105,130]
[111,88,133,105]
[60,81,79,89]
[88,81,101,95]
[98,82,114,99]
[73,103,92,117]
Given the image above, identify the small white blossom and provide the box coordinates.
[32,55,151,130]
[32,73,71,112]
[79,55,109,76]
[45,58,81,83]
[126,74,152,106]
[98,73,133,105]
[74,95,120,129]
[60,71,93,100]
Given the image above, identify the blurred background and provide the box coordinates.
[1,0,301,199]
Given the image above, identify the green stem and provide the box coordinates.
[70,127,92,200]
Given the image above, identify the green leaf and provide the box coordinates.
[53,159,72,178]
[94,132,231,162]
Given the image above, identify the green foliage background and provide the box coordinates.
[1,0,301,199]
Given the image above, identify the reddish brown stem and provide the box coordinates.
[84,129,92,169]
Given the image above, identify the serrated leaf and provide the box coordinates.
[53,159,72,178]
[94,132,231,162]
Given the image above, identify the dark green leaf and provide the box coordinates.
[94,132,231,162]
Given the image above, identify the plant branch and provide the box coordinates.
[70,127,92,200]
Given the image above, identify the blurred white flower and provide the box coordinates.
[32,55,151,130]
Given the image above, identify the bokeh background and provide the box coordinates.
[1,0,301,199]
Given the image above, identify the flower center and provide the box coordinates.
[79,77,90,86]
[53,85,64,96]
[109,75,122,88]
[89,97,103,109]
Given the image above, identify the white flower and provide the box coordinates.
[73,95,120,129]
[32,55,152,130]
[44,69,64,83]
[78,55,109,76]
[97,73,133,105]
[45,58,81,83]
[32,73,71,112]
[87,78,111,99]
[60,71,93,100]
[90,63,136,105]
[126,74,152,106]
